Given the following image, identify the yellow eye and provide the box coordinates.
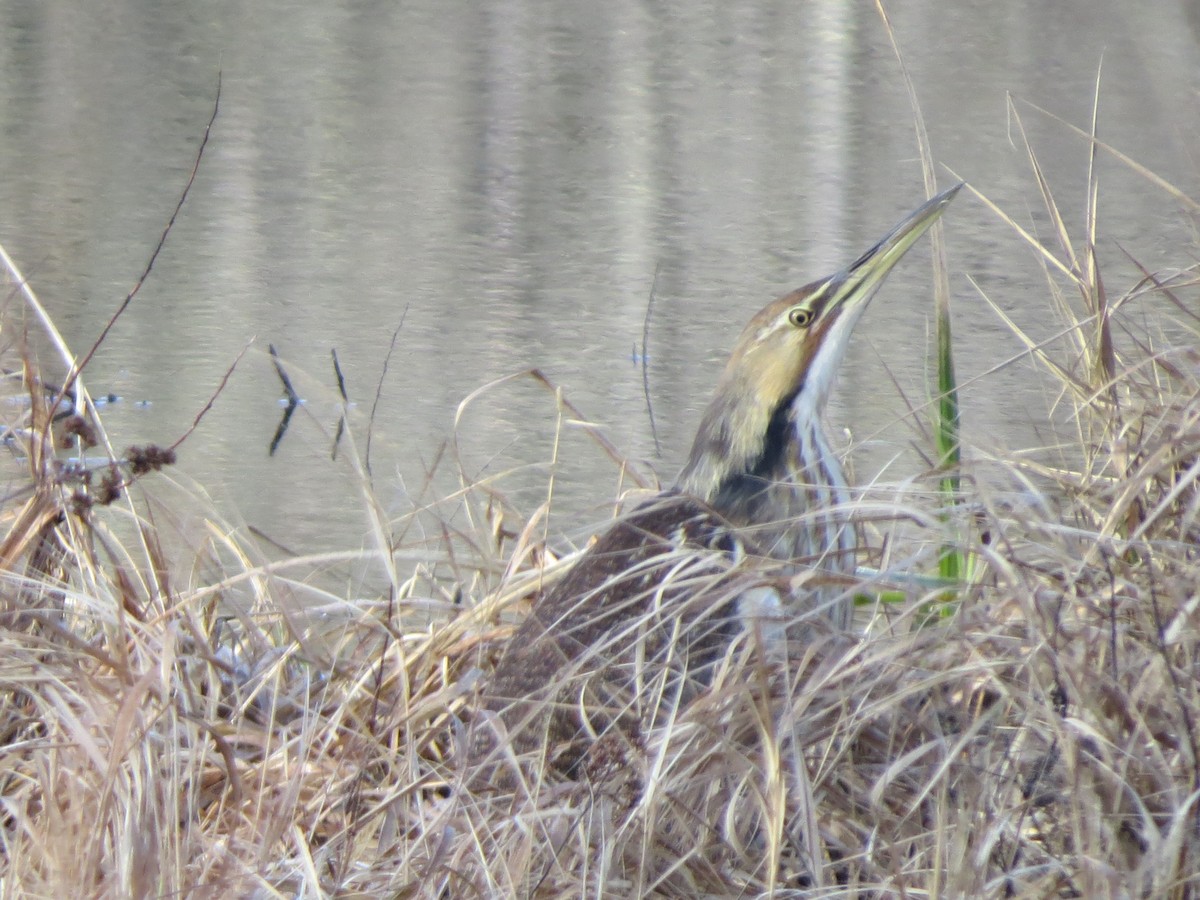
[788,307,814,328]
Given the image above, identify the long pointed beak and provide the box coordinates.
[825,182,962,310]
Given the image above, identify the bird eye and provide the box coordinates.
[788,307,814,328]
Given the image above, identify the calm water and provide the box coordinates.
[1,1,1197,557]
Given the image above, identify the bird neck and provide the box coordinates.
[675,390,846,515]
[673,386,854,570]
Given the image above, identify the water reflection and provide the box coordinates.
[0,0,1195,555]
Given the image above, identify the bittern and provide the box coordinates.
[469,184,961,786]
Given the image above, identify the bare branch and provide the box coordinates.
[365,305,409,479]
[58,73,222,408]
[169,339,250,454]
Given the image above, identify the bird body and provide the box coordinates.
[468,185,961,787]
[468,493,753,785]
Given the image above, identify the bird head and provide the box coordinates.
[677,183,962,506]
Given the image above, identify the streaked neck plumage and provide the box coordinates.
[672,351,857,590]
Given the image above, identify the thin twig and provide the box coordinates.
[57,73,222,410]
[365,305,409,479]
[331,348,348,460]
[527,368,650,487]
[269,402,297,457]
[641,264,662,457]
[169,340,250,453]
[331,348,348,401]
[1148,577,1200,792]
[1017,95,1200,214]
[337,584,394,884]
[269,344,300,405]
[268,343,299,455]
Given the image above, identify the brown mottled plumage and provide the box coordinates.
[470,495,752,785]
[468,185,961,789]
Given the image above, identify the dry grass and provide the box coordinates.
[2,152,1200,898]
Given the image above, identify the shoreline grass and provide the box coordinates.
[2,149,1200,897]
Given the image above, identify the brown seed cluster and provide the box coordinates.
[58,414,97,449]
[125,444,177,476]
